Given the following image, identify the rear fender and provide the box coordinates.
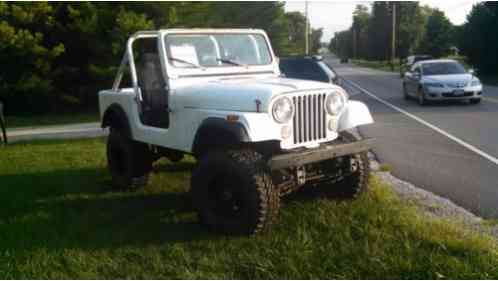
[337,100,373,131]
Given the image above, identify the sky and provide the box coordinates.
[284,0,482,42]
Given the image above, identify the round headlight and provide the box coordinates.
[272,97,294,123]
[325,91,347,115]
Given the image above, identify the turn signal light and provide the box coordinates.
[226,115,239,122]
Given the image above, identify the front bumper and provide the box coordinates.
[268,138,374,170]
[424,85,483,100]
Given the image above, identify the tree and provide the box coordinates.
[351,4,370,59]
[329,30,352,59]
[459,2,498,75]
[310,28,323,54]
[395,2,425,59]
[367,2,391,60]
[0,3,65,113]
[285,11,306,54]
[418,9,453,57]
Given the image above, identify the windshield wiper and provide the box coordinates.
[217,58,246,67]
[169,57,203,69]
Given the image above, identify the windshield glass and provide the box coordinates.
[422,62,466,75]
[164,33,272,68]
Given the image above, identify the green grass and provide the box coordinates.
[1,138,497,279]
[5,112,99,129]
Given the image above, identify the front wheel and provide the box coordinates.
[417,87,427,106]
[107,129,151,190]
[310,131,370,199]
[191,149,280,235]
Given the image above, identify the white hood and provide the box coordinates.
[176,77,338,112]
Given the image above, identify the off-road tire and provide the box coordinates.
[312,131,370,199]
[191,149,279,235]
[107,129,151,190]
[469,98,481,104]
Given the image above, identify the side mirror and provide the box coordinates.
[469,69,475,75]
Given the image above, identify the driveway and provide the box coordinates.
[6,122,106,143]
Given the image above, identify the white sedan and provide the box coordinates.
[402,59,483,105]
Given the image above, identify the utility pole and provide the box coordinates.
[352,28,356,59]
[391,2,396,71]
[305,1,309,55]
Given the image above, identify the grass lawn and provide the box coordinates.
[1,138,497,278]
[5,112,99,129]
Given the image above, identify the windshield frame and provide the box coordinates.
[161,30,278,78]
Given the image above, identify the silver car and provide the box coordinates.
[402,59,483,105]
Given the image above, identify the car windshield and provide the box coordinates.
[164,33,272,68]
[422,62,466,75]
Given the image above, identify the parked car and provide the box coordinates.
[279,55,339,84]
[402,59,483,105]
[400,55,433,78]
[99,29,374,235]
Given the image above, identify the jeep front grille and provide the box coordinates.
[292,93,327,144]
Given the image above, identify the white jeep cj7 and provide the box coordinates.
[99,29,374,234]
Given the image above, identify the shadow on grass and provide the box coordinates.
[152,160,197,173]
[0,164,219,253]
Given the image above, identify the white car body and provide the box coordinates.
[99,29,373,153]
[404,59,483,101]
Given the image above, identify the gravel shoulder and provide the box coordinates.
[349,126,498,240]
[368,150,498,240]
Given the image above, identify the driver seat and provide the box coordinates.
[137,53,169,128]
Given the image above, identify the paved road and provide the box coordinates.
[329,57,498,217]
[6,122,105,143]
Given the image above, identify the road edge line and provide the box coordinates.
[343,78,498,166]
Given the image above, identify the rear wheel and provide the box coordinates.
[107,129,151,190]
[191,149,280,235]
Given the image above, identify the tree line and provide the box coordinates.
[330,2,454,62]
[0,2,321,115]
[329,1,498,77]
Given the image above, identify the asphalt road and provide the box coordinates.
[328,56,498,218]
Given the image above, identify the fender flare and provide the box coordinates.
[101,103,133,138]
[192,117,250,157]
[337,100,374,132]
